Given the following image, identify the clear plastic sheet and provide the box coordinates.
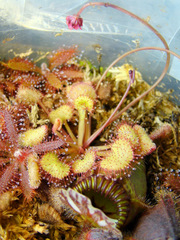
[0,0,179,103]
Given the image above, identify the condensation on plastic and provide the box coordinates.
[0,0,179,103]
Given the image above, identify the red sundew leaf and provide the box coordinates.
[3,110,18,145]
[32,139,65,153]
[0,157,10,166]
[4,81,16,94]
[45,72,62,89]
[48,48,77,70]
[6,58,41,73]
[0,162,18,194]
[58,188,119,230]
[15,74,45,89]
[54,69,84,80]
[1,71,46,95]
[0,114,5,130]
[0,140,12,154]
[149,123,173,141]
[19,163,35,201]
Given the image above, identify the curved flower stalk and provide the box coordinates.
[65,2,177,149]
[66,2,169,53]
[83,47,180,149]
[66,2,170,84]
[101,47,180,125]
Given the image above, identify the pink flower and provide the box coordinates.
[66,15,83,30]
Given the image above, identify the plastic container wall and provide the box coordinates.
[0,0,180,103]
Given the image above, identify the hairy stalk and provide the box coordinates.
[32,139,64,153]
[0,162,18,194]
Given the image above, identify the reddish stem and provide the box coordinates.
[76,2,169,49]
[83,46,179,149]
[83,70,134,149]
[38,100,50,116]
[73,2,172,148]
[75,2,170,87]
[109,47,180,124]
